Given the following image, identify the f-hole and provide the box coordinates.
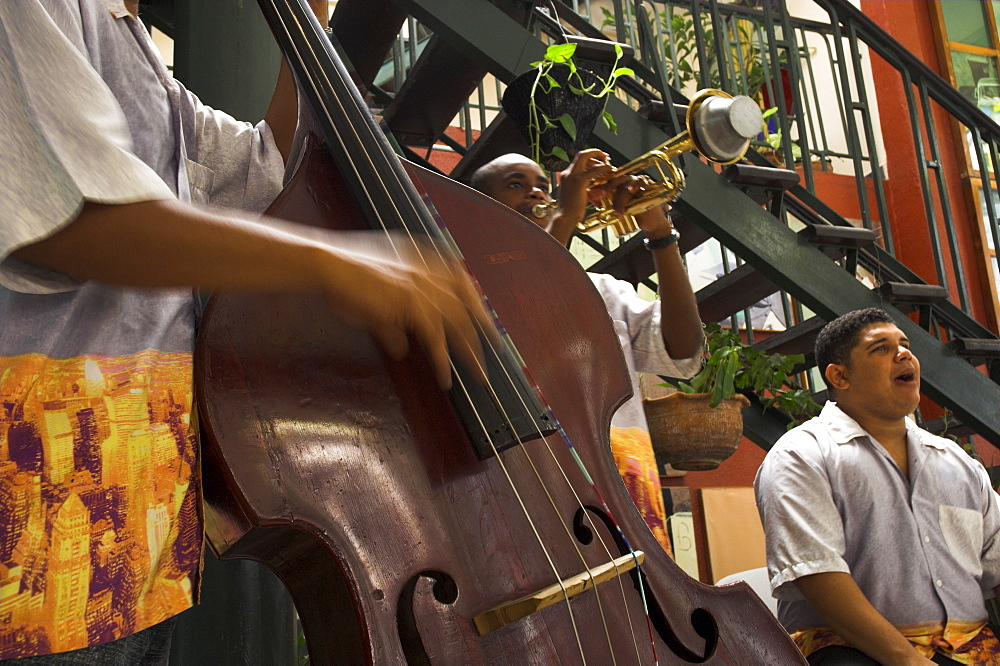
[396,570,459,665]
[574,506,719,663]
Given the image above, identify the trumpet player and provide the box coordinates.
[469,150,703,556]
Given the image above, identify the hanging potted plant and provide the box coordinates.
[757,106,802,167]
[501,42,633,170]
[642,322,821,470]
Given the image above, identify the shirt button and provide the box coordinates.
[924,536,930,543]
[936,579,943,587]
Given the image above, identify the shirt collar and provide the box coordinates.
[817,401,866,443]
[817,401,946,450]
[106,1,133,20]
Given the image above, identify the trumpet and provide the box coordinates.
[552,89,763,236]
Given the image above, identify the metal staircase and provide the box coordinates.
[331,0,1000,450]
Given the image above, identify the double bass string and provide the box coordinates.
[270,4,596,654]
[297,9,647,663]
[417,195,643,665]
[271,2,651,661]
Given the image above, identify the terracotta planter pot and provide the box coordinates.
[642,392,751,471]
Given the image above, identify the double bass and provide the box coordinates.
[195,0,807,662]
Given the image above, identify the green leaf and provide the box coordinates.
[544,74,561,89]
[602,111,618,133]
[688,371,707,393]
[557,113,577,140]
[544,43,576,63]
[708,350,738,407]
[613,67,635,78]
[548,146,570,163]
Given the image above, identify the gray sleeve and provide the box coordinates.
[590,273,703,379]
[174,80,285,213]
[978,464,1000,593]
[754,430,851,600]
[0,2,173,293]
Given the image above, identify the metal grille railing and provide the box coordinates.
[375,0,1000,385]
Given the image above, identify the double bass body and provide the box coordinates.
[195,2,807,663]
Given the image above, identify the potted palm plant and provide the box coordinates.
[643,322,820,470]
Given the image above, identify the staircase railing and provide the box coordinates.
[560,0,1000,333]
[371,0,1000,448]
[543,0,1000,440]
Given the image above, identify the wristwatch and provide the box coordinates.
[643,230,680,251]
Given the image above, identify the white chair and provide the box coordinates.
[714,567,778,617]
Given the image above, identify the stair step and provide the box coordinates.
[381,1,538,149]
[564,34,635,75]
[947,337,1000,360]
[637,99,685,126]
[451,114,530,183]
[383,37,487,148]
[754,316,824,362]
[330,0,407,88]
[876,281,950,307]
[722,163,801,190]
[586,233,651,285]
[798,223,877,249]
[696,263,779,324]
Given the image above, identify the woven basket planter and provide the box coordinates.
[642,392,751,471]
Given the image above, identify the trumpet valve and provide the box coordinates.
[612,215,638,237]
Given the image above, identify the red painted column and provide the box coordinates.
[861,0,994,328]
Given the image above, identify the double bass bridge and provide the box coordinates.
[472,551,645,635]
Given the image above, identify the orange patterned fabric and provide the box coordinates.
[0,351,201,658]
[609,425,672,556]
[792,622,1000,664]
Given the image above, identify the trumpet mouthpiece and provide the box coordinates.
[531,202,554,219]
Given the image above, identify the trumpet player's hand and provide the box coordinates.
[559,149,614,212]
[605,174,675,240]
[546,149,615,245]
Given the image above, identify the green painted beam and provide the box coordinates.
[172,0,281,123]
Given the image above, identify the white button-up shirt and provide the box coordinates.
[755,402,1000,633]
[587,273,702,430]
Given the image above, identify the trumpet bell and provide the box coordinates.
[690,92,762,163]
[577,89,762,236]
